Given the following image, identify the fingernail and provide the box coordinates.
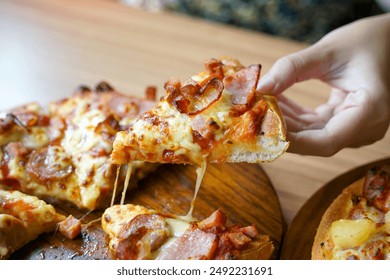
[257,74,275,94]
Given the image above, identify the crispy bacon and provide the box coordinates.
[191,116,220,150]
[224,64,261,115]
[116,214,170,260]
[198,209,227,233]
[58,215,82,240]
[165,77,224,116]
[240,225,259,238]
[204,58,224,80]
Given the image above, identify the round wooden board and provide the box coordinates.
[11,162,284,260]
[281,157,390,260]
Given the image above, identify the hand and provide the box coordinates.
[257,14,390,156]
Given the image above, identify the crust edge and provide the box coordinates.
[311,177,365,259]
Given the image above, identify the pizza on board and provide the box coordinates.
[0,56,288,260]
[102,204,274,260]
[312,165,390,260]
[0,82,157,210]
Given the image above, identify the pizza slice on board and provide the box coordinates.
[102,204,274,260]
[0,189,65,259]
[0,82,158,210]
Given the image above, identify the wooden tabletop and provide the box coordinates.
[1,0,390,228]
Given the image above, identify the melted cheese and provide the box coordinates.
[110,165,122,207]
[151,217,190,259]
[120,163,133,205]
[179,160,207,222]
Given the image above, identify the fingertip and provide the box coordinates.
[257,74,276,94]
[286,130,339,157]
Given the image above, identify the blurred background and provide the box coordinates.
[120,0,388,43]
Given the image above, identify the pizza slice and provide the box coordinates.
[312,165,390,260]
[0,82,157,210]
[101,204,274,260]
[110,57,289,167]
[0,189,65,259]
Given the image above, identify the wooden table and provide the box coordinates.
[1,0,389,228]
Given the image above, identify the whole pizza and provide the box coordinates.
[312,165,390,260]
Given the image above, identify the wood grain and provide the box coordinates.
[281,157,390,260]
[11,163,284,260]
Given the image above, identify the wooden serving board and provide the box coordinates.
[281,157,390,260]
[11,163,284,260]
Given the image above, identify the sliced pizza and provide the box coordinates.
[0,189,65,259]
[312,165,390,260]
[0,82,157,210]
[102,204,274,260]
[110,57,289,167]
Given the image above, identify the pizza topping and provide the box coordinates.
[225,231,252,249]
[58,215,82,240]
[95,81,114,93]
[198,209,227,233]
[94,115,121,142]
[349,197,385,223]
[0,113,28,133]
[145,86,157,101]
[330,218,376,249]
[116,213,170,260]
[157,225,218,260]
[364,166,390,213]
[204,58,224,80]
[27,145,73,183]
[191,116,219,150]
[224,64,261,115]
[165,77,224,116]
[240,225,259,238]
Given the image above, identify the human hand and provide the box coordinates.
[257,14,390,156]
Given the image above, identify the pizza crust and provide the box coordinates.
[222,95,288,163]
[311,178,365,259]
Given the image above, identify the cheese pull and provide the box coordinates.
[330,218,376,249]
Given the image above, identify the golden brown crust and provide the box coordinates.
[239,235,274,260]
[0,190,65,259]
[262,95,287,139]
[311,178,364,259]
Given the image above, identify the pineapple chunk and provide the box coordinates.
[330,218,376,249]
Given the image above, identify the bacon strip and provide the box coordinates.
[224,64,261,115]
[157,226,218,260]
[165,77,224,116]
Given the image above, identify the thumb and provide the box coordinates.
[257,44,331,95]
